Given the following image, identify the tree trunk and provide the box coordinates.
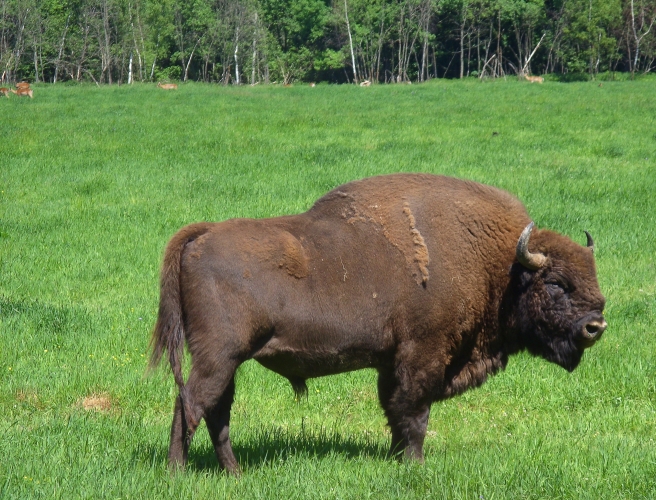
[419,0,431,82]
[184,39,200,82]
[345,0,357,84]
[53,15,70,84]
[252,12,257,85]
[375,8,385,82]
[467,29,472,76]
[630,0,656,76]
[150,34,159,81]
[12,5,29,82]
[75,17,91,81]
[33,46,38,82]
[103,0,112,84]
[234,27,240,84]
[460,24,465,78]
[459,1,469,79]
[128,3,143,83]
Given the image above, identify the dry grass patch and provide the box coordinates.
[78,393,115,413]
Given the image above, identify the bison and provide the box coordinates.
[150,173,606,474]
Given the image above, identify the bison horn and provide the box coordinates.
[584,231,594,253]
[516,222,547,270]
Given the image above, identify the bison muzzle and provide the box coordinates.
[150,173,606,474]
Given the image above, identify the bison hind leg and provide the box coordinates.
[289,376,308,400]
[205,376,241,475]
[168,354,242,475]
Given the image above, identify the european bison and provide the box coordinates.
[150,173,606,474]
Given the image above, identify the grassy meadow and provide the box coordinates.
[1,78,655,499]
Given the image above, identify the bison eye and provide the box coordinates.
[544,276,571,291]
[545,281,570,296]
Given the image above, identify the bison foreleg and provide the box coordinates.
[386,406,431,462]
[377,369,432,462]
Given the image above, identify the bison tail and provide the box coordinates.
[149,222,214,391]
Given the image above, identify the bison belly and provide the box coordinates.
[252,335,382,380]
[248,231,405,379]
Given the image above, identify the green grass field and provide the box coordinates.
[1,79,655,499]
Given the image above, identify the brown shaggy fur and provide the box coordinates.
[150,173,606,475]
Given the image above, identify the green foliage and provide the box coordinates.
[1,0,654,84]
[0,80,655,497]
[313,47,345,71]
[156,64,181,80]
[268,0,330,49]
[558,0,622,75]
[259,0,331,82]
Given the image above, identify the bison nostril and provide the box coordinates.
[583,320,607,339]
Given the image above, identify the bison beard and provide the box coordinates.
[150,173,607,474]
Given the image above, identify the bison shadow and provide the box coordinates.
[137,425,388,472]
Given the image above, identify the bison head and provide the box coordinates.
[511,223,607,371]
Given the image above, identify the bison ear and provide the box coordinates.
[516,222,547,271]
[584,231,594,253]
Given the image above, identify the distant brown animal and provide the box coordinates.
[309,82,316,87]
[157,82,178,90]
[10,88,33,98]
[360,80,371,87]
[16,82,30,90]
[151,173,607,475]
[524,75,544,83]
[0,88,9,98]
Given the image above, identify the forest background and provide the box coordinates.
[2,0,656,86]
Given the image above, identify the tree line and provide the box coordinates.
[1,0,655,86]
